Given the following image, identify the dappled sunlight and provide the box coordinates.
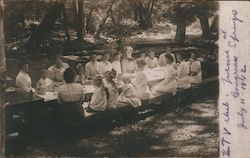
[170,125,205,141]
[179,145,202,154]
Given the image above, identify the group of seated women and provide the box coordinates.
[12,46,203,115]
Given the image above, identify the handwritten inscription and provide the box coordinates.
[227,10,244,48]
[237,108,247,129]
[220,9,247,157]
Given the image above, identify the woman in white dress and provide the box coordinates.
[189,53,202,84]
[176,54,191,89]
[87,76,107,112]
[16,62,34,93]
[151,54,177,97]
[134,60,151,100]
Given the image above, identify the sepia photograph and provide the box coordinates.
[0,0,220,157]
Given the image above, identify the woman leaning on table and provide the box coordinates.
[151,54,177,97]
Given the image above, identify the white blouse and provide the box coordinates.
[57,83,84,104]
[16,71,32,92]
[151,64,177,96]
[145,57,158,69]
[100,61,113,74]
[48,62,69,82]
[89,87,107,111]
[177,61,191,89]
[134,71,150,100]
[36,77,53,91]
[121,59,136,73]
[85,61,102,78]
[189,61,202,84]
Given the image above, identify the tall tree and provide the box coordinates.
[75,0,84,41]
[62,1,70,41]
[94,0,115,39]
[164,1,218,42]
[128,0,154,29]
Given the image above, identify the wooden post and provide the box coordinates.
[0,0,6,73]
[0,94,5,157]
[0,0,6,156]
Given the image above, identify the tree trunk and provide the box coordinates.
[199,14,210,39]
[136,0,152,29]
[0,0,6,73]
[28,2,63,45]
[94,0,115,39]
[175,18,186,42]
[62,2,70,41]
[75,0,84,41]
[85,8,93,33]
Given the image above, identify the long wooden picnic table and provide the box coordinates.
[4,65,218,138]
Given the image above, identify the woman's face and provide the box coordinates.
[103,54,109,61]
[22,64,29,73]
[140,53,145,58]
[41,71,48,79]
[149,51,155,58]
[176,55,182,62]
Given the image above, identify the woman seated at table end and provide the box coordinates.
[16,61,35,93]
[151,54,177,97]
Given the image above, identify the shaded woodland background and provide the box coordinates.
[2,0,219,57]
